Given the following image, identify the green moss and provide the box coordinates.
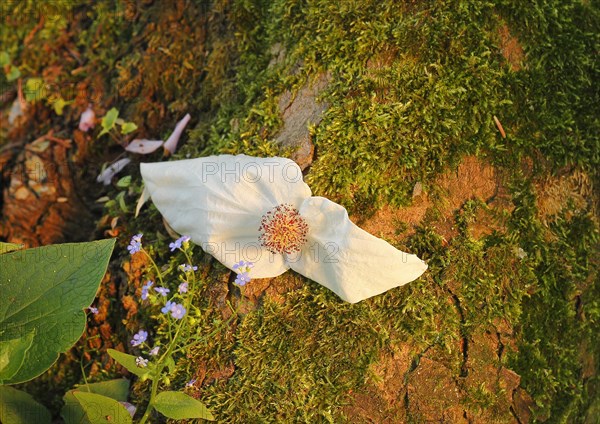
[508,199,599,421]
[2,0,599,422]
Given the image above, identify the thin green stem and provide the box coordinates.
[79,360,90,392]
[139,249,197,424]
[138,305,188,424]
[142,248,165,287]
[170,310,238,355]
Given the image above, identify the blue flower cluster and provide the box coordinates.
[233,260,254,286]
[169,235,191,252]
[127,233,143,255]
[141,281,153,300]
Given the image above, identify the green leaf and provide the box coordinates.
[107,349,154,380]
[164,355,176,375]
[0,239,116,384]
[0,51,9,66]
[0,242,23,254]
[98,108,119,137]
[62,379,130,424]
[6,65,21,82]
[0,385,51,424]
[120,122,138,135]
[72,391,132,424]
[116,175,131,188]
[52,97,72,115]
[0,328,35,381]
[24,78,45,102]
[153,391,214,421]
[116,191,128,212]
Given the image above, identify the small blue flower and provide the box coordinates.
[127,233,143,255]
[185,378,197,388]
[233,261,254,272]
[179,264,198,272]
[149,346,160,356]
[141,280,154,300]
[135,356,148,368]
[161,300,174,314]
[131,329,148,347]
[232,260,246,270]
[169,235,191,252]
[178,282,189,293]
[154,286,170,297]
[88,306,98,315]
[170,303,186,319]
[234,272,251,286]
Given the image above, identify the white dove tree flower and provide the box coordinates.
[140,155,427,303]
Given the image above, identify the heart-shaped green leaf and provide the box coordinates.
[98,108,119,137]
[72,391,132,424]
[0,51,10,66]
[0,242,24,254]
[0,385,51,424]
[62,379,130,424]
[153,391,214,420]
[120,122,138,135]
[6,65,21,82]
[24,78,45,102]
[0,328,35,381]
[0,239,115,384]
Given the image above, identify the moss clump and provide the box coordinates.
[2,0,598,422]
[508,181,599,421]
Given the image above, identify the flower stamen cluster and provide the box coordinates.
[258,204,308,255]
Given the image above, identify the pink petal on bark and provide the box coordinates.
[78,105,96,132]
[163,113,191,154]
[125,139,164,154]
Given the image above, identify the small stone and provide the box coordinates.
[268,43,286,68]
[515,247,527,259]
[275,73,330,170]
[8,99,25,125]
[412,181,423,198]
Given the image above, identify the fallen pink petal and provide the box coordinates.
[125,139,164,154]
[78,105,96,132]
[96,158,131,185]
[163,113,191,154]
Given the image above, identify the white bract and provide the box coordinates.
[140,155,427,303]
